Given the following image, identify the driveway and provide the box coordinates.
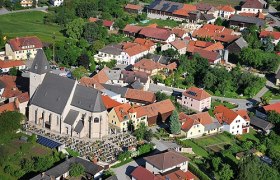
[0,6,48,15]
[0,8,9,15]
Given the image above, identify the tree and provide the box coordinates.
[9,67,18,76]
[69,163,85,177]
[214,17,223,26]
[92,40,105,53]
[144,129,153,141]
[261,37,274,52]
[71,66,88,80]
[0,111,24,137]
[211,157,221,172]
[117,151,131,161]
[0,30,4,47]
[169,110,181,135]
[83,22,108,43]
[66,18,85,39]
[32,0,36,7]
[218,164,233,180]
[78,53,90,69]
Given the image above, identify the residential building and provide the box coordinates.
[30,157,103,180]
[28,50,109,139]
[50,0,63,6]
[229,15,265,29]
[226,37,248,54]
[89,18,115,30]
[180,86,211,112]
[108,103,148,132]
[250,116,274,134]
[180,112,222,138]
[238,11,265,19]
[214,106,250,135]
[0,60,26,73]
[276,69,280,86]
[196,3,218,16]
[5,36,43,60]
[192,24,239,44]
[217,5,235,19]
[171,28,189,39]
[192,48,222,64]
[260,31,280,45]
[94,42,149,65]
[141,99,175,126]
[239,0,265,13]
[256,102,280,119]
[124,4,143,14]
[161,40,187,55]
[144,150,189,174]
[20,0,34,7]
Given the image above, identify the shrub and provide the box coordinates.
[188,162,211,180]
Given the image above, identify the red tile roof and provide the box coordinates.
[236,109,250,122]
[170,40,187,50]
[131,166,163,180]
[125,4,143,10]
[134,38,155,49]
[79,77,104,91]
[204,42,224,51]
[193,48,220,63]
[0,102,17,113]
[218,5,235,12]
[181,116,200,131]
[139,27,172,41]
[171,28,187,38]
[133,59,165,72]
[0,75,28,99]
[101,95,122,109]
[16,92,29,103]
[0,60,25,69]
[173,4,197,17]
[183,86,211,101]
[189,112,213,125]
[124,44,149,56]
[113,103,132,122]
[263,102,280,114]
[125,88,156,104]
[123,24,143,34]
[88,18,114,27]
[213,105,238,124]
[260,31,280,40]
[166,62,177,70]
[142,99,175,118]
[8,36,42,51]
[242,0,263,9]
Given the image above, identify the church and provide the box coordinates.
[28,50,109,139]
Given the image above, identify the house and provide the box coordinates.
[192,24,239,44]
[0,60,26,73]
[50,0,63,6]
[260,31,280,45]
[250,116,274,134]
[238,11,265,19]
[138,27,176,43]
[94,42,150,65]
[256,102,280,119]
[193,48,222,64]
[226,37,248,54]
[171,28,189,39]
[275,69,280,86]
[217,5,235,19]
[28,50,109,139]
[144,150,189,174]
[239,0,265,14]
[123,25,144,37]
[20,0,33,7]
[214,106,250,135]
[30,157,103,180]
[125,4,143,14]
[229,15,265,29]
[180,86,211,112]
[141,99,175,126]
[162,40,187,55]
[108,103,148,132]
[180,112,222,138]
[5,36,43,60]
[196,3,218,16]
[134,38,157,53]
[89,18,115,30]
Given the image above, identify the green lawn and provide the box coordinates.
[0,11,65,43]
[197,0,241,6]
[262,88,280,100]
[139,19,180,28]
[193,133,234,147]
[179,139,209,157]
[238,128,260,143]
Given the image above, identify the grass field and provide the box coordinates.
[197,0,241,6]
[262,88,280,100]
[0,11,65,43]
[180,139,209,157]
[238,128,260,143]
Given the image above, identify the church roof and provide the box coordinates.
[71,85,106,112]
[30,73,76,114]
[30,49,50,75]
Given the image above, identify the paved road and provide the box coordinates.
[0,6,48,15]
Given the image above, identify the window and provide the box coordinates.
[94,117,99,123]
[237,125,239,128]
[198,130,201,133]
[56,116,59,125]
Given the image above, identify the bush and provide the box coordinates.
[138,143,153,155]
[117,151,131,162]
[66,148,80,157]
[69,163,85,177]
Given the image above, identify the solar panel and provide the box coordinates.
[148,0,160,9]
[161,3,170,11]
[167,5,179,13]
[36,135,62,149]
[187,91,197,96]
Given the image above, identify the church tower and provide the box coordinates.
[29,49,50,98]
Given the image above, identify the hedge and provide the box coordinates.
[188,162,211,180]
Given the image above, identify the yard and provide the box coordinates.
[139,19,180,28]
[0,11,65,45]
[262,88,280,100]
[209,100,238,116]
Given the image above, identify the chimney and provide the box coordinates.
[66,155,69,161]
[41,172,45,177]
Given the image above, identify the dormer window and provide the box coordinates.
[45,65,48,70]
[35,65,38,70]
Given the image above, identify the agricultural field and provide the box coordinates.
[0,11,65,44]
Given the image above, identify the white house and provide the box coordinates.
[259,31,280,45]
[218,5,235,19]
[239,0,264,14]
[214,106,250,135]
[50,0,63,6]
[5,36,43,60]
[0,60,26,73]
[161,40,187,55]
